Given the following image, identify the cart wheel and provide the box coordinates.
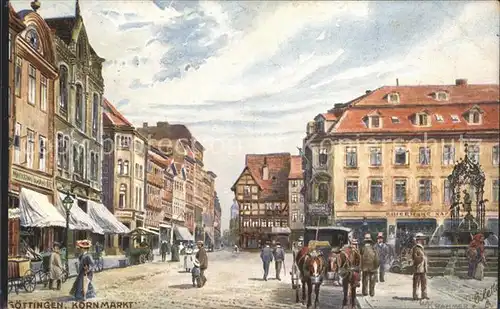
[23,270,36,293]
[139,254,146,264]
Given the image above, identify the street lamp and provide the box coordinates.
[62,192,74,270]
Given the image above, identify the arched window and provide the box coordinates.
[78,145,85,176]
[119,184,127,208]
[135,163,139,178]
[117,159,123,175]
[73,144,79,174]
[59,65,68,113]
[92,93,99,137]
[123,161,129,175]
[314,182,329,203]
[90,152,95,179]
[75,84,84,129]
[77,38,85,59]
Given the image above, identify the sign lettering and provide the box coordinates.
[115,211,133,218]
[386,211,448,218]
[11,168,53,189]
[308,203,331,216]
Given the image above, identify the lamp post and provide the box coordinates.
[62,192,74,270]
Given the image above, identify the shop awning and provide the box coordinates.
[19,188,66,228]
[87,200,130,234]
[142,227,160,235]
[159,223,171,229]
[174,226,194,241]
[56,192,104,234]
[270,227,291,234]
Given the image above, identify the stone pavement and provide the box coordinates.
[356,273,498,309]
[10,251,346,309]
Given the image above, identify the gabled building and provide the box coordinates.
[231,153,292,249]
[288,155,304,241]
[302,79,499,240]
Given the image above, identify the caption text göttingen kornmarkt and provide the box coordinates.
[8,301,137,309]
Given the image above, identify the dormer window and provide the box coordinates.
[435,114,444,122]
[434,91,448,101]
[451,115,460,123]
[387,93,400,104]
[468,110,482,124]
[370,116,380,128]
[316,119,325,133]
[391,116,400,124]
[415,113,429,126]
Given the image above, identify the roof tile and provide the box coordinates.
[103,98,133,127]
[288,155,303,179]
[244,153,291,201]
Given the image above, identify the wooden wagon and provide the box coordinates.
[8,258,36,294]
[127,228,156,265]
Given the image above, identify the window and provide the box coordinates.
[119,184,127,208]
[59,65,68,113]
[89,153,95,180]
[291,211,298,222]
[492,145,499,165]
[442,145,455,165]
[391,116,400,123]
[78,145,84,177]
[14,123,21,164]
[394,147,408,165]
[418,179,432,203]
[370,180,383,203]
[451,115,460,123]
[314,182,329,203]
[468,144,480,163]
[123,160,129,175]
[291,194,298,203]
[28,65,36,105]
[394,179,407,203]
[135,163,139,178]
[63,136,69,170]
[38,136,46,171]
[469,111,481,124]
[370,147,382,166]
[493,180,499,202]
[416,113,428,126]
[388,93,399,103]
[243,186,250,197]
[57,133,64,168]
[345,147,357,167]
[75,84,84,129]
[77,38,85,59]
[370,116,380,128]
[436,92,448,101]
[444,179,452,205]
[419,147,431,165]
[346,181,358,203]
[92,94,99,138]
[319,148,328,167]
[8,32,12,61]
[15,57,22,97]
[434,114,443,122]
[26,130,35,168]
[40,76,47,111]
[117,159,123,175]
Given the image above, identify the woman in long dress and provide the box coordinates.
[69,240,96,300]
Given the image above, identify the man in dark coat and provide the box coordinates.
[260,241,273,281]
[195,241,208,287]
[374,232,390,282]
[273,242,285,281]
[171,242,179,262]
[360,233,379,297]
[160,241,168,262]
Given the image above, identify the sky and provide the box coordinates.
[12,0,499,231]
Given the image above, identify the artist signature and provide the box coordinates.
[419,282,498,309]
[463,282,498,304]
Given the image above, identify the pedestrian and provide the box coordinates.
[273,242,285,281]
[411,232,429,300]
[195,240,208,287]
[467,233,485,280]
[374,232,390,283]
[69,240,96,301]
[171,242,179,262]
[48,242,63,290]
[160,240,168,262]
[260,241,273,281]
[360,233,379,297]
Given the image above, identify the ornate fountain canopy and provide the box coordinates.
[447,143,485,189]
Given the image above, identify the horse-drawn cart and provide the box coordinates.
[127,228,156,265]
[8,258,36,294]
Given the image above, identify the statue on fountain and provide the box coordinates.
[462,190,472,213]
[460,189,478,232]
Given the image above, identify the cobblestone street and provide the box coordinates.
[9,251,344,309]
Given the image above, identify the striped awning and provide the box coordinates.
[19,188,66,228]
[174,226,194,241]
[87,200,130,234]
[56,192,104,234]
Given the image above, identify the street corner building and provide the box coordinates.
[302,78,500,240]
[288,155,305,242]
[231,153,293,249]
[102,98,148,253]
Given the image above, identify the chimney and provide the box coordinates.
[455,79,468,86]
[143,122,148,128]
[396,78,399,86]
[365,90,372,94]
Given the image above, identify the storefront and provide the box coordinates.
[159,223,171,243]
[87,200,131,250]
[173,225,194,243]
[337,218,387,241]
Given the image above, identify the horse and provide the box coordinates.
[295,246,327,309]
[335,247,361,309]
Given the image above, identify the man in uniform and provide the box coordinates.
[361,233,379,297]
[374,232,390,282]
[273,242,285,281]
[411,233,429,300]
[260,241,274,281]
[195,241,208,287]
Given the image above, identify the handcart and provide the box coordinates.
[8,258,36,294]
[35,252,69,287]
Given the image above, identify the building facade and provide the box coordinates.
[231,153,292,249]
[146,149,167,248]
[8,2,59,253]
[214,192,221,248]
[302,79,500,239]
[102,99,147,251]
[288,155,305,241]
[161,162,174,242]
[172,162,188,241]
[204,171,217,246]
[46,2,105,246]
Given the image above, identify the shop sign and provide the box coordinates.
[11,167,52,190]
[115,211,133,218]
[386,211,448,218]
[308,203,331,216]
